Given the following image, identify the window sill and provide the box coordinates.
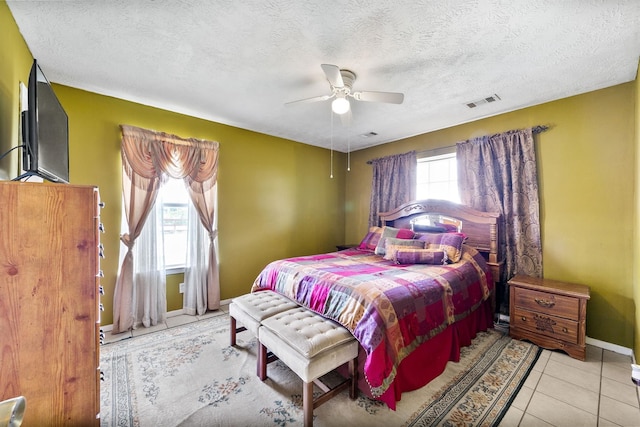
[166,266,185,275]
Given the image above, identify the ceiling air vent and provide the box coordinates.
[466,94,501,109]
[360,132,378,138]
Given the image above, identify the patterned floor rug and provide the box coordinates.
[100,312,540,427]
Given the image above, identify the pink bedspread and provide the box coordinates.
[251,245,493,408]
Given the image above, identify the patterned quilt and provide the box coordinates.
[251,245,493,405]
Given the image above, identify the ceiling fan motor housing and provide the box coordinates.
[286,64,404,108]
[339,69,356,91]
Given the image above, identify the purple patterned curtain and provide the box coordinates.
[368,151,416,227]
[457,128,542,288]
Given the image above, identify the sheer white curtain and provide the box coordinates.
[125,191,167,328]
[183,194,210,316]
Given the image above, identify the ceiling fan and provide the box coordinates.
[286,64,404,117]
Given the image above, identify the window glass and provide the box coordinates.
[161,178,189,270]
[416,153,460,202]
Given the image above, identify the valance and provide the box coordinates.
[120,125,219,192]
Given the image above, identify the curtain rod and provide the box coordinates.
[120,124,219,148]
[368,124,550,163]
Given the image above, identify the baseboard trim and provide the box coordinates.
[495,314,634,359]
[586,336,634,358]
[166,308,184,317]
[497,314,510,323]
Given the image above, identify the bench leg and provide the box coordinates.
[349,357,358,400]
[230,316,237,346]
[303,380,314,427]
[229,316,247,347]
[258,342,268,380]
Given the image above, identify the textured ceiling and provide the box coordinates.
[7,0,640,152]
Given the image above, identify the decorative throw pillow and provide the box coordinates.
[396,228,415,239]
[434,222,460,232]
[383,238,425,261]
[416,232,466,263]
[374,226,415,256]
[394,248,448,265]
[358,226,383,251]
[412,224,447,233]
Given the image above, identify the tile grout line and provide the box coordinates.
[517,351,547,426]
[596,347,603,426]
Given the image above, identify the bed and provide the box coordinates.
[251,199,502,410]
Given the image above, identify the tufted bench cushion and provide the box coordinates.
[228,290,298,346]
[258,307,358,426]
[259,307,357,381]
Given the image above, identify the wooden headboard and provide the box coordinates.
[378,199,502,283]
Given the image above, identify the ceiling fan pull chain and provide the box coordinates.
[347,124,351,172]
[330,109,334,179]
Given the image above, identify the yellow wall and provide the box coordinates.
[1,3,346,325]
[346,84,637,350]
[0,2,31,179]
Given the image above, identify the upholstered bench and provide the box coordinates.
[229,291,298,346]
[258,307,358,427]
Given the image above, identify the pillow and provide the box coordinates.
[394,248,448,265]
[412,224,447,233]
[374,226,415,256]
[434,222,460,233]
[383,238,425,261]
[396,228,415,239]
[416,232,466,263]
[358,226,383,251]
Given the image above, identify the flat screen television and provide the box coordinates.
[19,59,69,183]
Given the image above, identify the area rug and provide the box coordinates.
[100,312,540,427]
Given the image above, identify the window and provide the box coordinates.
[416,152,460,202]
[160,178,189,272]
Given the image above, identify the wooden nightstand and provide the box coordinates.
[508,274,590,360]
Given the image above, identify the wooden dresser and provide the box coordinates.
[508,274,590,360]
[0,181,102,425]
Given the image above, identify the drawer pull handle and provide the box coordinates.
[562,327,568,333]
[521,316,526,321]
[534,297,555,308]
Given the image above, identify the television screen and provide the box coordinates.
[21,59,69,183]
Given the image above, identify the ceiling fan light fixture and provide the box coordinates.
[332,96,350,115]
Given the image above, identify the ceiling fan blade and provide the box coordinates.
[321,64,344,88]
[353,91,404,104]
[285,94,332,106]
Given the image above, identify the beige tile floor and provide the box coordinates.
[500,344,640,427]
[103,304,640,427]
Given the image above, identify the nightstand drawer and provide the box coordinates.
[512,307,579,344]
[513,287,580,320]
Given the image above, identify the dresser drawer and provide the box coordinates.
[512,307,579,344]
[513,287,580,320]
